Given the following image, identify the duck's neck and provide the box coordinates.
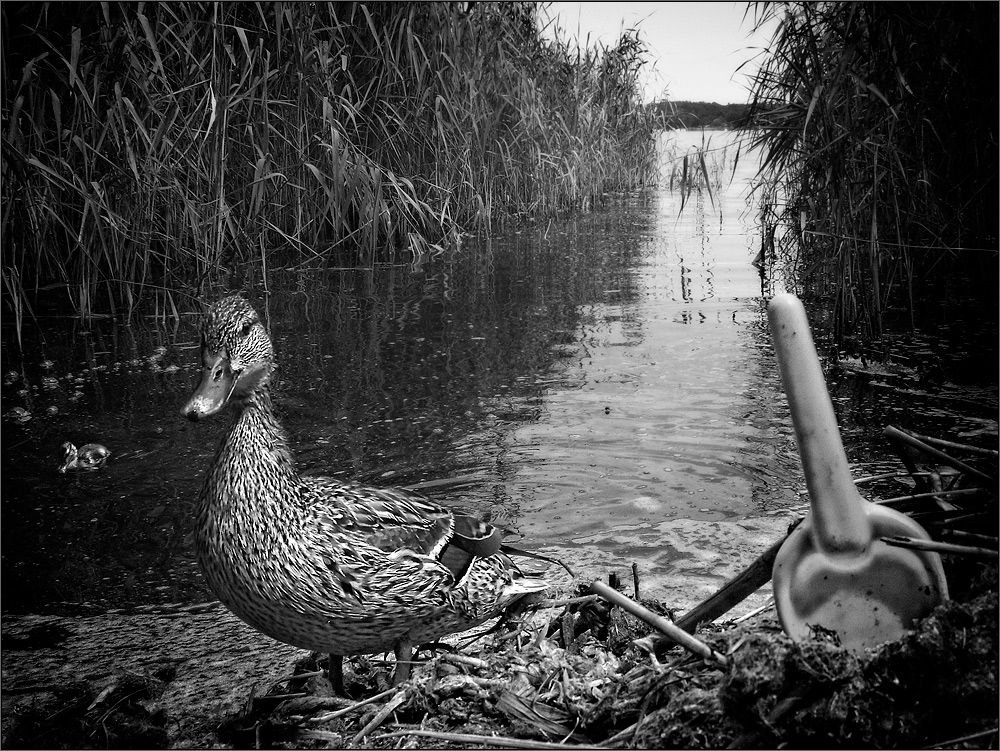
[202,385,300,516]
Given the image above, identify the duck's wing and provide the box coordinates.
[301,478,502,571]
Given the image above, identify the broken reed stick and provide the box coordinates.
[881,536,999,560]
[601,721,640,749]
[905,432,999,458]
[920,727,1000,749]
[439,652,490,670]
[733,596,775,624]
[538,594,601,609]
[309,686,397,724]
[915,509,995,527]
[350,686,410,744]
[938,529,999,549]
[855,471,932,485]
[373,729,607,749]
[883,426,997,486]
[876,487,987,506]
[590,580,728,667]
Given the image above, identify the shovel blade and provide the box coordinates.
[773,506,948,650]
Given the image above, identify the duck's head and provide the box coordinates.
[181,296,274,422]
[58,441,111,472]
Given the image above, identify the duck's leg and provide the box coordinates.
[327,653,345,694]
[392,638,413,685]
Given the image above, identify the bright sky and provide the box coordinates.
[541,2,778,104]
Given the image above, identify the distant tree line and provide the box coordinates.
[646,100,749,129]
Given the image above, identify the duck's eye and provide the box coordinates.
[240,321,254,337]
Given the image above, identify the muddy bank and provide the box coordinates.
[1,603,302,748]
[2,553,995,749]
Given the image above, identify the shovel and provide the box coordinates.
[768,293,948,651]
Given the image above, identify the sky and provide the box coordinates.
[541,2,779,104]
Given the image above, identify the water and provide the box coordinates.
[2,130,995,617]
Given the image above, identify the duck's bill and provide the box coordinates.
[181,350,238,421]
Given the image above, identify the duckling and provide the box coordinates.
[181,296,552,690]
[58,442,111,473]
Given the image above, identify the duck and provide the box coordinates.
[58,442,111,473]
[180,295,551,690]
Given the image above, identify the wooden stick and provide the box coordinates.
[590,581,727,667]
[674,524,796,635]
[883,426,997,486]
[881,536,999,560]
[634,520,801,656]
[640,517,802,655]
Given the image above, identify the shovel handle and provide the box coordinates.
[768,294,870,553]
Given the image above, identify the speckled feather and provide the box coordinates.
[187,296,547,658]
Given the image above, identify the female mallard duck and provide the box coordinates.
[181,296,549,688]
[58,442,111,473]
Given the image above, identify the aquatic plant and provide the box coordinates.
[1,2,659,334]
[742,2,998,346]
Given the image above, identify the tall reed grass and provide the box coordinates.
[743,2,998,346]
[1,2,659,334]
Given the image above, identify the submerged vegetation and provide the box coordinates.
[744,2,998,346]
[1,1,659,331]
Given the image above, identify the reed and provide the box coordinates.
[661,129,728,212]
[1,2,659,332]
[742,2,998,346]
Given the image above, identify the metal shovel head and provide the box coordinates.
[767,293,948,651]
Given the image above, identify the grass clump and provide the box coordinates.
[742,2,998,348]
[1,2,659,333]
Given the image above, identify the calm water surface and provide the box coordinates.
[2,130,995,616]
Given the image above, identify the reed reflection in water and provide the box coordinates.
[1,131,803,616]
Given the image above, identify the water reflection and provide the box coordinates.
[0,131,855,615]
[501,132,803,570]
